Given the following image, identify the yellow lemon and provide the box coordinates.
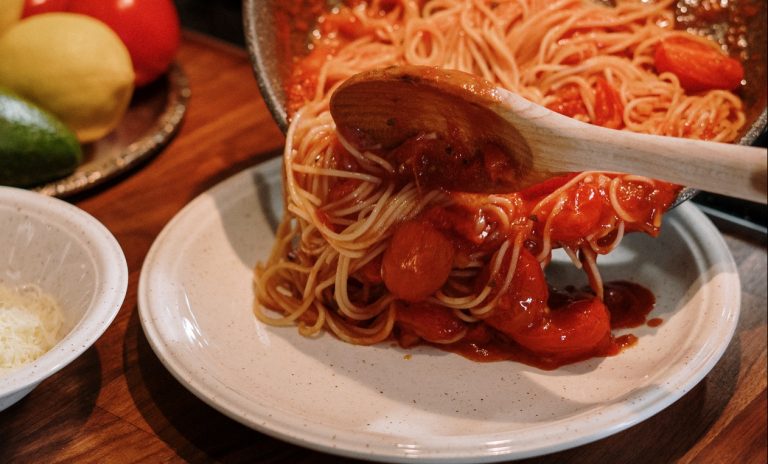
[0,0,23,36]
[0,13,134,142]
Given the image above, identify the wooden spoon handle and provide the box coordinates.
[544,125,768,204]
[494,91,768,203]
[488,84,767,203]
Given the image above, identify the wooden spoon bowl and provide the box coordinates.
[330,66,767,203]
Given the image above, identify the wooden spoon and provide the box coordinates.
[329,65,767,204]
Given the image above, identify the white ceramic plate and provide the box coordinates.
[138,157,740,463]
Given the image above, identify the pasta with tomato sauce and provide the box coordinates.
[253,0,747,369]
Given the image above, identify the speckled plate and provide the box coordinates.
[138,157,740,463]
[33,63,190,198]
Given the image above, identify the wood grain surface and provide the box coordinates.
[0,32,765,464]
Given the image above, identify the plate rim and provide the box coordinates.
[138,158,741,463]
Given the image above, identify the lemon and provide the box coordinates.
[0,13,135,143]
[0,0,23,36]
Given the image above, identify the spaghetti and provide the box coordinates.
[254,0,746,368]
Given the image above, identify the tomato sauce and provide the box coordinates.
[411,280,656,370]
[368,129,678,369]
[647,317,664,328]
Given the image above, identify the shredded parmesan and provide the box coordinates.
[0,283,64,373]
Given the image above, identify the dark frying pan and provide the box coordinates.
[242,0,767,204]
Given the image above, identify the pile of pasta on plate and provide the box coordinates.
[253,0,747,369]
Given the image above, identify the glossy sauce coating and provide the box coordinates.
[434,282,655,370]
[378,134,674,368]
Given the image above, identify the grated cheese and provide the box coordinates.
[0,283,64,373]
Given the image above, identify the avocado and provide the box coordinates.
[0,87,82,187]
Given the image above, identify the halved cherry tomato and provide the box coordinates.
[485,248,549,336]
[548,183,604,242]
[593,77,624,129]
[382,220,454,302]
[613,180,655,221]
[547,83,587,119]
[654,36,744,92]
[511,297,611,358]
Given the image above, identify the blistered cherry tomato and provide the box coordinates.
[655,36,744,92]
[549,183,604,242]
[485,248,548,336]
[512,298,611,358]
[382,220,454,302]
[593,77,624,129]
[547,83,587,119]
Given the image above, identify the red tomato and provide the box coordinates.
[485,248,549,336]
[613,180,655,221]
[382,220,455,302]
[593,77,624,129]
[22,0,68,17]
[546,83,587,119]
[654,36,744,92]
[396,301,467,344]
[511,298,611,358]
[67,0,181,86]
[549,183,604,242]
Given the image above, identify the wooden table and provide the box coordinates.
[1,33,765,464]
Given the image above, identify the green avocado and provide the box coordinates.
[0,87,82,187]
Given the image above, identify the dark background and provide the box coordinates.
[175,0,246,47]
[173,0,767,234]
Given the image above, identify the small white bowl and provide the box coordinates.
[0,187,127,411]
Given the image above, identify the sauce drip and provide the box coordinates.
[403,280,657,370]
[373,129,674,369]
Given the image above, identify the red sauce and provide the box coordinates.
[615,334,639,350]
[603,281,656,328]
[411,280,655,370]
[367,127,675,368]
[647,317,664,327]
[273,0,328,114]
